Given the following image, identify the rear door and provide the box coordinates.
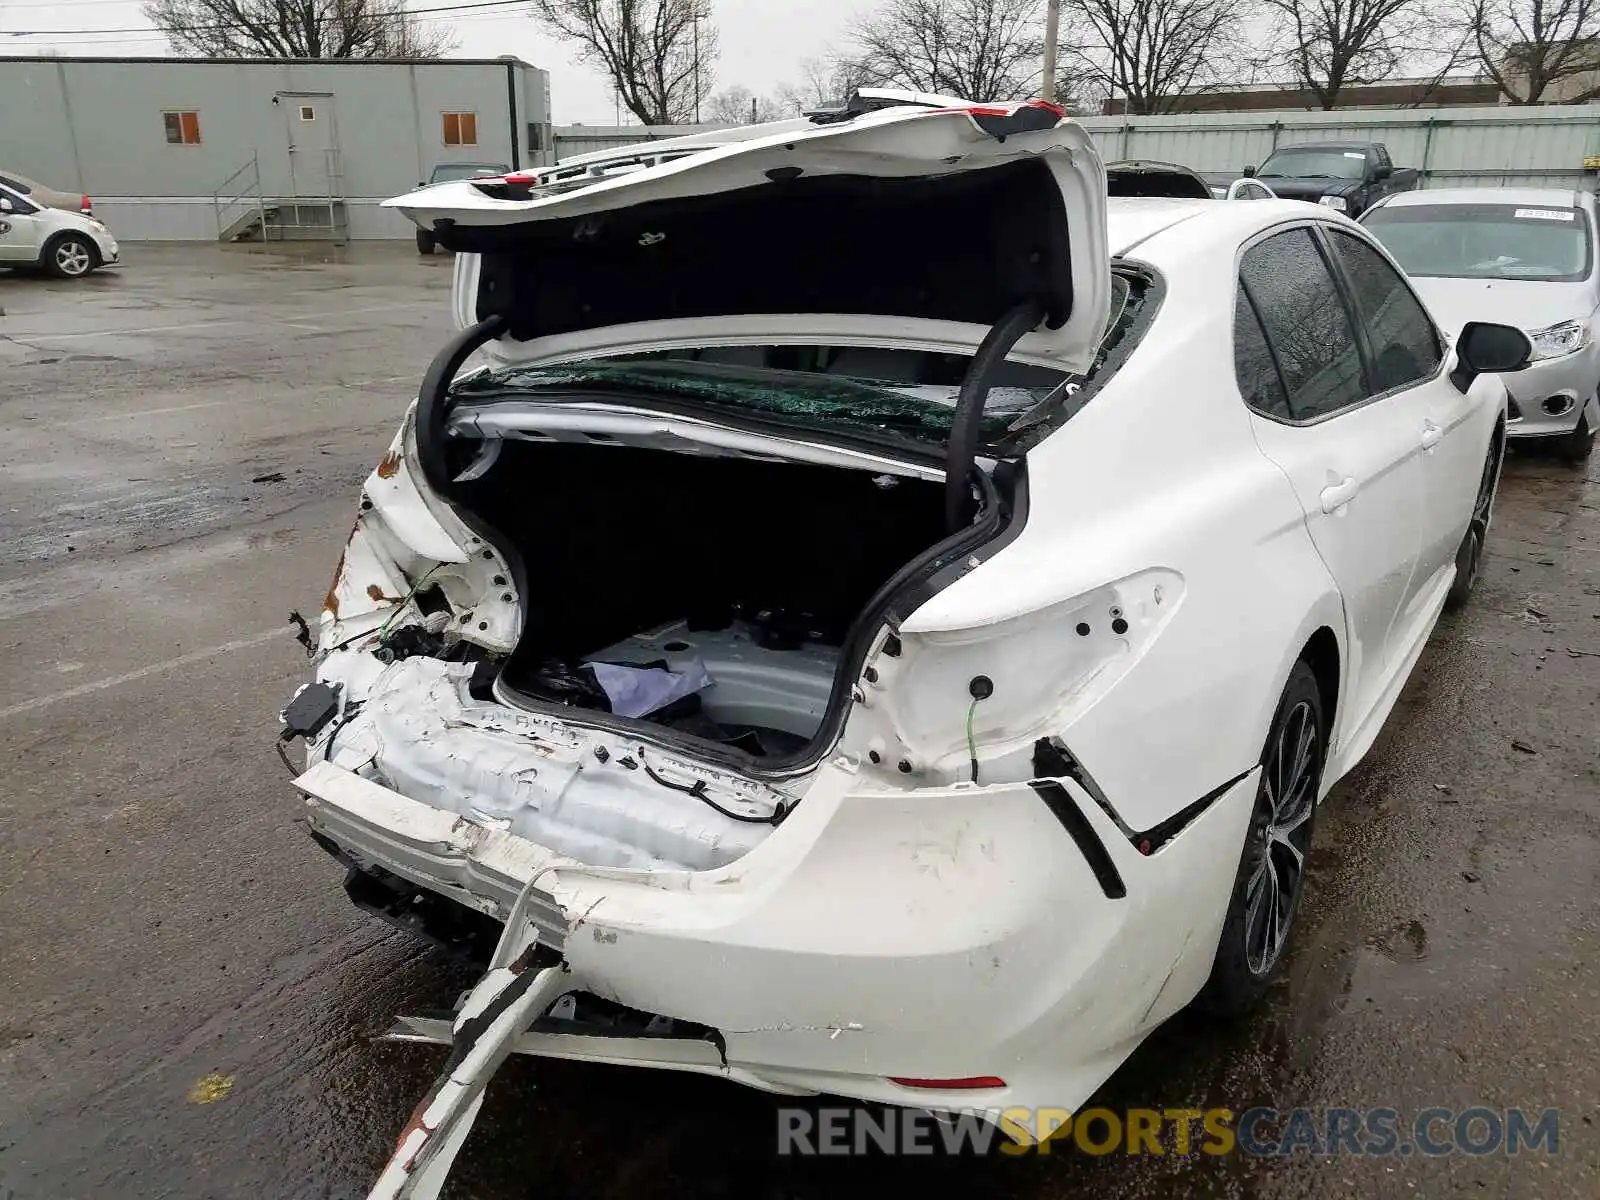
[1234,224,1431,738]
[1320,227,1472,607]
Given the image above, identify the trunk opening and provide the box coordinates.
[438,435,1005,768]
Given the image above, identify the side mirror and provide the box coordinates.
[1450,321,1532,393]
[1243,164,1257,178]
[0,197,13,213]
[1372,162,1393,180]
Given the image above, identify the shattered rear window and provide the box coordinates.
[453,273,1146,452]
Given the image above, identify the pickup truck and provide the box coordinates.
[414,161,510,253]
[1222,142,1419,218]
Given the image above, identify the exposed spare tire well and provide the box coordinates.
[431,428,1025,775]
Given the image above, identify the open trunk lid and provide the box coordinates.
[386,100,1111,376]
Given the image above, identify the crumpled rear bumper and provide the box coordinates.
[296,756,1257,1128]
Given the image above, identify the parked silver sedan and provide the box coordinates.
[1362,187,1599,462]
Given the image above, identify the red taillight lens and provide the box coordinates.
[888,1076,1007,1090]
[80,195,92,212]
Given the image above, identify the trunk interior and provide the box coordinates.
[443,437,949,761]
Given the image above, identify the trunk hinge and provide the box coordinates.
[415,313,508,496]
[944,300,1048,533]
[364,875,568,1200]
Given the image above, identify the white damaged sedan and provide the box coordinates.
[280,97,1532,1191]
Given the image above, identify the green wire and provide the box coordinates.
[376,564,441,641]
[966,696,980,783]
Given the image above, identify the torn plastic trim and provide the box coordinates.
[1032,737,1254,858]
[1027,780,1127,900]
[366,951,569,1199]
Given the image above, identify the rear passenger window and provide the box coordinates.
[1326,230,1442,392]
[1234,289,1290,418]
[1240,229,1366,421]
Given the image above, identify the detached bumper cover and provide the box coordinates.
[297,757,1257,1117]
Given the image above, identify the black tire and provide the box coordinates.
[415,229,435,255]
[1445,422,1504,611]
[1196,660,1325,1017]
[43,233,97,279]
[1558,412,1594,464]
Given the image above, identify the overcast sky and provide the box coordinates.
[0,0,858,123]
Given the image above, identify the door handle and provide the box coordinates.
[1420,420,1442,451]
[1320,475,1359,513]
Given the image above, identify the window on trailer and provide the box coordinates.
[443,112,478,146]
[163,111,201,145]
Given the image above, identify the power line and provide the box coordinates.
[1,0,530,36]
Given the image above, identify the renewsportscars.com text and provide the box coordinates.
[776,1105,1561,1157]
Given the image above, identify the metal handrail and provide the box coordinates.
[212,153,269,241]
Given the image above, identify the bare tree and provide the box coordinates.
[1467,0,1600,102]
[533,0,718,124]
[773,55,876,113]
[705,84,783,123]
[143,0,456,58]
[843,0,1050,100]
[1259,0,1472,108]
[1063,0,1248,114]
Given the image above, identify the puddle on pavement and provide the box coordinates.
[1367,918,1430,963]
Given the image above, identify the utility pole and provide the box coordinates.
[1041,0,1060,103]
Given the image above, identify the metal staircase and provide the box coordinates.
[213,152,349,244]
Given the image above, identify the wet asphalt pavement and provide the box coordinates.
[0,244,1596,1199]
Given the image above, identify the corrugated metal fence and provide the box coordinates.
[556,105,1600,190]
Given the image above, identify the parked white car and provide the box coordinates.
[280,100,1530,1193]
[0,179,119,278]
[1362,187,1599,462]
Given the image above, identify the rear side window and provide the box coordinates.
[1233,290,1290,418]
[1240,229,1366,421]
[0,173,30,194]
[1326,230,1442,392]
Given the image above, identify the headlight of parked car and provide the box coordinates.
[1525,318,1591,360]
[1317,196,1348,211]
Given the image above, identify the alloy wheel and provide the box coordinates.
[55,239,93,277]
[1243,698,1318,976]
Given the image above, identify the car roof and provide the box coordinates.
[1375,186,1586,210]
[1266,142,1369,152]
[1109,196,1375,265]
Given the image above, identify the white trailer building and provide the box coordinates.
[0,55,553,241]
